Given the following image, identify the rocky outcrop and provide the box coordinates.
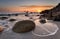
[40,3,60,21]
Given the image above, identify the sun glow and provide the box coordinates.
[0,6,53,12]
[37,9,41,12]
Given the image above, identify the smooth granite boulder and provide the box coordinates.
[12,20,35,33]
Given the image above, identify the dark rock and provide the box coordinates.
[25,14,29,17]
[36,15,40,16]
[12,20,35,33]
[30,17,33,19]
[9,19,16,22]
[39,19,46,24]
[25,11,29,17]
[53,15,60,21]
[15,14,18,16]
[0,17,8,20]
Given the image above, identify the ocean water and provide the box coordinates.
[0,14,59,39]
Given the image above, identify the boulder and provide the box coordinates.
[39,19,46,24]
[12,20,35,33]
[53,15,60,21]
[9,19,16,22]
[0,26,4,32]
[0,17,8,20]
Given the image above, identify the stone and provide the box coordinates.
[0,26,4,32]
[12,20,35,33]
[9,19,16,22]
[39,19,46,24]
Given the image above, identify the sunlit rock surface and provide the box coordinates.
[0,26,4,32]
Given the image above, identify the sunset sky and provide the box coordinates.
[0,0,60,12]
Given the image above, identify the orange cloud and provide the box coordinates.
[0,5,54,12]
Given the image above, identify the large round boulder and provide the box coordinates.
[12,20,35,33]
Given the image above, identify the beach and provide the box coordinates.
[0,15,60,39]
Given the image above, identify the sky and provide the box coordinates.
[0,0,60,12]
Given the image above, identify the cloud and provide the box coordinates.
[0,0,59,7]
[0,5,53,12]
